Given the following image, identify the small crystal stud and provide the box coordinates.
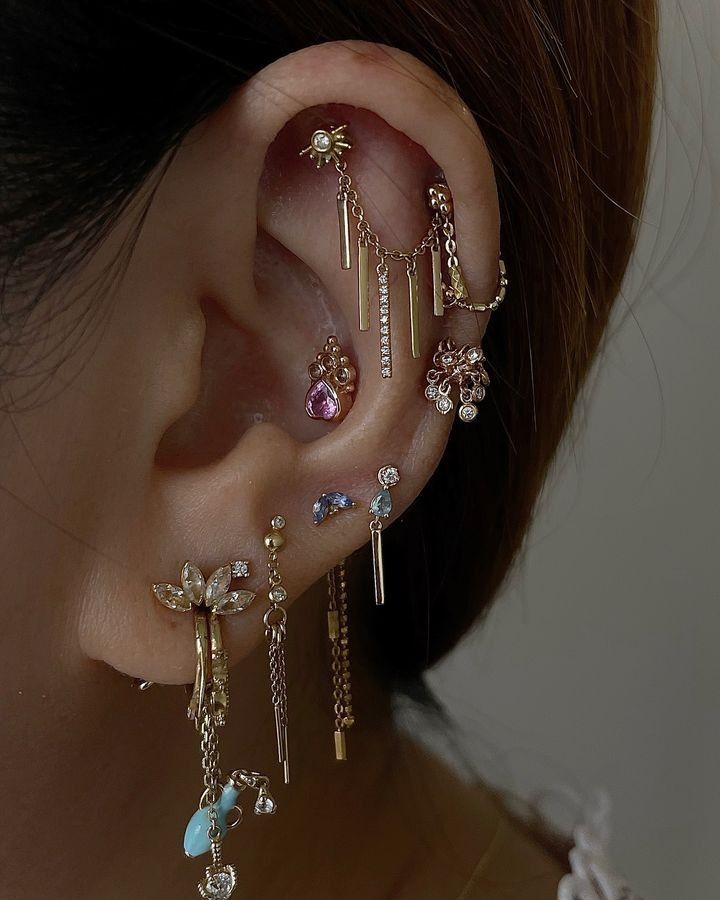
[230,560,250,579]
[271,515,286,530]
[269,585,287,604]
[377,465,400,487]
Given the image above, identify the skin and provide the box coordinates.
[0,42,564,897]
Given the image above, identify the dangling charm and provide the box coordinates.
[368,466,400,606]
[263,516,291,784]
[305,336,356,422]
[425,338,490,423]
[151,560,272,899]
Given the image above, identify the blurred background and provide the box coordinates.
[427,2,719,897]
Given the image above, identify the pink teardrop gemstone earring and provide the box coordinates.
[305,336,356,423]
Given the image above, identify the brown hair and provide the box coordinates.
[0,2,658,681]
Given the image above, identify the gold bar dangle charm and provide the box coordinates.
[358,236,370,331]
[407,262,420,359]
[431,244,444,317]
[334,730,347,761]
[337,193,352,270]
[370,520,385,606]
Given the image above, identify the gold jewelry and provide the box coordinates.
[305,335,357,422]
[368,466,400,606]
[152,562,274,899]
[299,126,508,378]
[262,515,291,784]
[326,561,355,760]
[425,337,491,423]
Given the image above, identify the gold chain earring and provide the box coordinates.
[262,515,291,785]
[326,560,355,760]
[152,561,275,899]
[299,126,508,380]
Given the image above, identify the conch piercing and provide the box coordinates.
[263,516,291,784]
[368,465,400,606]
[425,338,491,423]
[299,126,509,379]
[152,562,273,899]
[305,335,356,422]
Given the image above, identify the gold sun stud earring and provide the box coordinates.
[152,561,275,899]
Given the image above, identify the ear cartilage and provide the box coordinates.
[300,127,509,377]
[305,335,356,422]
[425,337,491,423]
[313,491,356,525]
[368,466,400,606]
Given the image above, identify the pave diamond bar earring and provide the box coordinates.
[152,562,276,899]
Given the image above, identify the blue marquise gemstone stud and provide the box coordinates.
[312,491,356,525]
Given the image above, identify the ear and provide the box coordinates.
[78,41,500,681]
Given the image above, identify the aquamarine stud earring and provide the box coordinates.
[368,466,400,606]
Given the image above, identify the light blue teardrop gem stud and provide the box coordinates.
[369,488,392,518]
[184,782,240,858]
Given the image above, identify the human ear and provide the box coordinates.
[77,40,501,681]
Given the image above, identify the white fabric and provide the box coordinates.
[557,792,643,900]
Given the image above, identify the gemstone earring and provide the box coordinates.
[152,561,274,899]
[305,335,356,422]
[262,516,291,784]
[368,466,400,606]
[424,337,491,423]
[326,561,355,760]
[312,490,356,525]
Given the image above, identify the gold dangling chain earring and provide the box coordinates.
[327,561,355,760]
[263,515,291,784]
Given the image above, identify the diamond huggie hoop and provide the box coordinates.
[327,561,355,761]
[152,562,275,899]
[263,516,291,785]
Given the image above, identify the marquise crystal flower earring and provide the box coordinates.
[151,561,276,899]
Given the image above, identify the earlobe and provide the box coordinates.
[79,41,503,685]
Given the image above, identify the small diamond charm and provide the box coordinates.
[424,338,490,423]
[230,560,249,579]
[198,864,237,900]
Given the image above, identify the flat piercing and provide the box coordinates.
[305,335,356,422]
